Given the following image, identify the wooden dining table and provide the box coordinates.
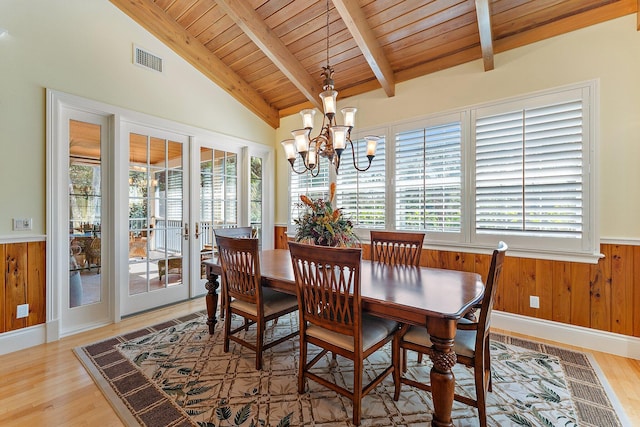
[203,249,484,427]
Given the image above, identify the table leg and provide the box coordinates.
[426,318,458,427]
[205,270,219,335]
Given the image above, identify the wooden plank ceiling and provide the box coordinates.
[110,0,638,128]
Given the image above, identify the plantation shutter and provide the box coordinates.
[475,99,583,237]
[336,135,386,228]
[395,122,462,232]
[289,156,330,222]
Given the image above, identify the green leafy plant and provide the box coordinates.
[294,182,358,247]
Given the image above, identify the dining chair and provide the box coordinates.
[370,230,426,362]
[392,241,507,427]
[214,227,254,319]
[288,241,399,426]
[370,230,425,266]
[216,234,298,370]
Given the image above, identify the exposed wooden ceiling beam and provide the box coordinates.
[108,0,279,128]
[475,0,494,71]
[332,0,395,97]
[214,0,323,111]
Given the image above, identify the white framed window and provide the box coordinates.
[288,155,330,223]
[336,132,386,230]
[286,81,598,262]
[394,112,465,244]
[471,85,595,257]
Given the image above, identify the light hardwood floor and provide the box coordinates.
[0,300,637,426]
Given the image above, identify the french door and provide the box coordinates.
[120,124,190,316]
[59,110,112,334]
[50,90,275,334]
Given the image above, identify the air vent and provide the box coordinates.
[133,45,163,73]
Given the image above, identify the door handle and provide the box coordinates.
[195,222,200,239]
[183,222,189,240]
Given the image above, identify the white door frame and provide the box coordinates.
[47,91,115,338]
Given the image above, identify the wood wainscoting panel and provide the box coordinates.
[634,246,640,338]
[610,244,634,335]
[590,244,612,331]
[274,227,638,338]
[27,241,46,327]
[0,244,5,334]
[5,243,28,331]
[1,241,46,333]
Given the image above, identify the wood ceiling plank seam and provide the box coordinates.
[176,0,215,27]
[272,2,327,43]
[381,11,479,55]
[154,0,177,11]
[490,0,538,16]
[165,0,200,20]
[214,0,324,110]
[389,27,481,69]
[491,0,603,31]
[375,1,477,47]
[188,6,227,39]
[493,0,636,52]
[202,14,247,52]
[261,0,316,32]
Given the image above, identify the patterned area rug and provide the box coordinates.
[74,311,629,426]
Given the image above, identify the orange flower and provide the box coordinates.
[329,182,336,204]
[300,194,314,208]
[332,209,340,221]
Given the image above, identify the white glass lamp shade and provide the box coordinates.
[331,126,349,150]
[300,109,316,129]
[291,128,310,153]
[341,107,357,128]
[320,89,338,116]
[365,136,379,156]
[281,139,296,160]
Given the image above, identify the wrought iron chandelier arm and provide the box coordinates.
[345,138,375,172]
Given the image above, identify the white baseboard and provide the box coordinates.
[0,325,47,355]
[493,311,640,360]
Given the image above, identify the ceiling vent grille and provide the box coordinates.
[133,45,163,73]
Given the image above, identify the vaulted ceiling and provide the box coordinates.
[110,0,638,128]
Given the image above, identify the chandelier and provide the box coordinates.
[280,0,378,176]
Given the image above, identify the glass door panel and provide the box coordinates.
[198,149,238,278]
[126,130,187,310]
[69,120,103,308]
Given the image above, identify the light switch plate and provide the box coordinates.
[12,218,32,231]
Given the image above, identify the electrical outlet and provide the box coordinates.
[12,218,33,231]
[529,296,540,309]
[17,304,29,318]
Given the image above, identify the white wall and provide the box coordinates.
[276,15,640,241]
[0,0,275,237]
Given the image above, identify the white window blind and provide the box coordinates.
[336,136,386,228]
[395,122,462,232]
[475,99,583,238]
[289,156,330,222]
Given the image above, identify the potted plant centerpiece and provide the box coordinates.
[294,183,358,247]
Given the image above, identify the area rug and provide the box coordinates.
[74,311,629,426]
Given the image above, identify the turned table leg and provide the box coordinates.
[205,268,219,335]
[426,318,458,427]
